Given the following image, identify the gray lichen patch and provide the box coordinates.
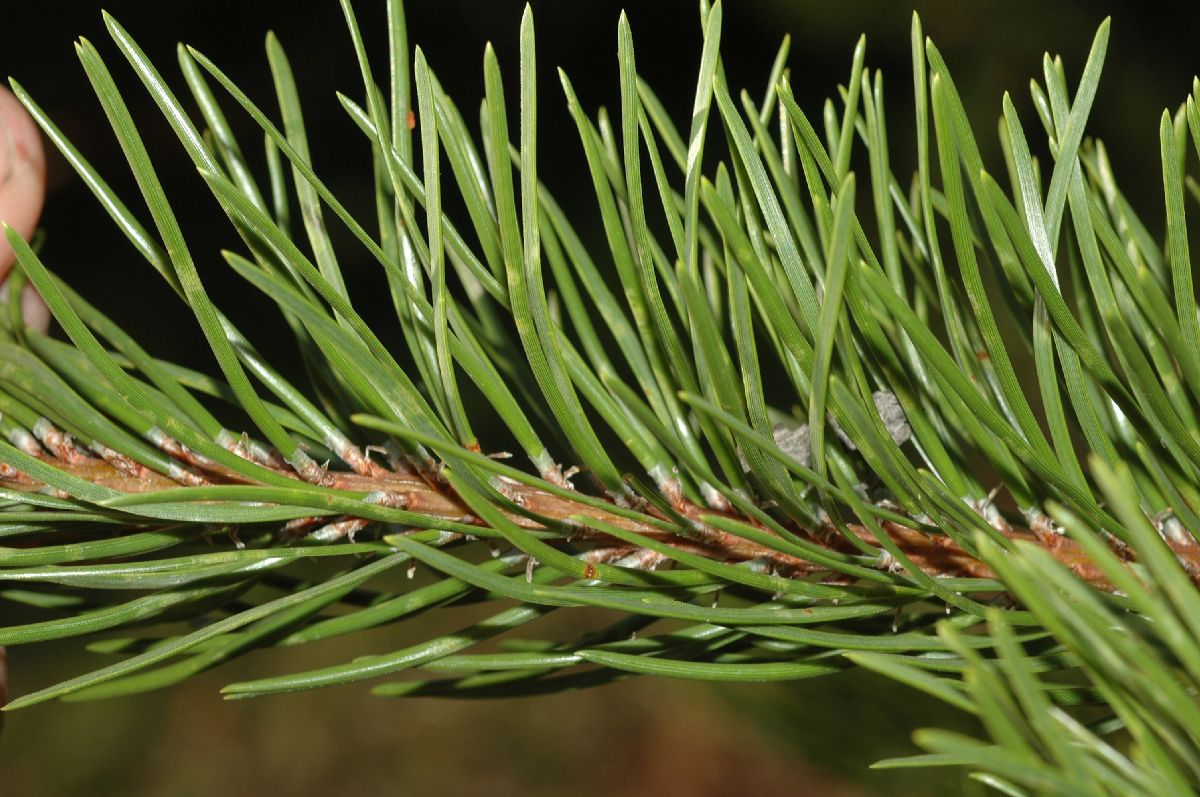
[740,390,911,471]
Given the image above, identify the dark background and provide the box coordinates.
[0,1,1190,794]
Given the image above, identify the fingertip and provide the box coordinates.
[0,85,47,283]
[0,85,45,184]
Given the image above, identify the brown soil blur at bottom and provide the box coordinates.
[0,660,863,797]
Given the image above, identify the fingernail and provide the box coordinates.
[21,282,51,333]
[0,280,49,332]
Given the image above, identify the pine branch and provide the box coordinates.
[2,420,1137,591]
[3,0,1200,789]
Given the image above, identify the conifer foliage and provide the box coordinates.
[3,2,1199,791]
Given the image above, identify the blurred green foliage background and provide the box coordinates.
[0,0,1183,793]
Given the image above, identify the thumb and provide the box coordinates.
[0,84,49,332]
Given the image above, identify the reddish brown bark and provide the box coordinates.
[4,432,1172,594]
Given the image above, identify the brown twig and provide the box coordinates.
[4,436,1191,594]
